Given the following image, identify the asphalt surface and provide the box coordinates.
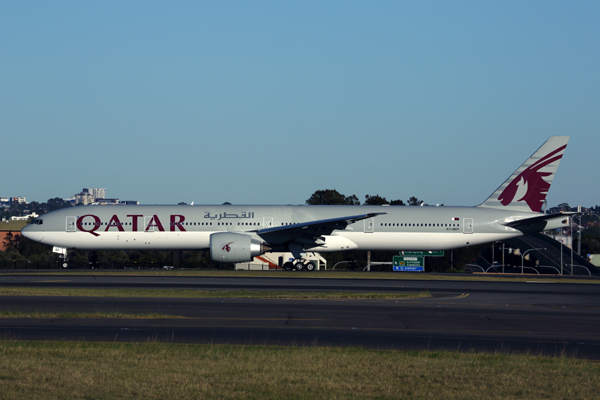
[1,274,599,359]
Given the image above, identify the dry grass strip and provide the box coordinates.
[0,287,431,300]
[6,269,598,284]
[0,341,598,399]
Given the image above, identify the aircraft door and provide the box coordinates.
[263,217,273,229]
[66,216,76,232]
[364,218,374,233]
[463,218,473,234]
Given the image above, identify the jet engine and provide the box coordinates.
[209,232,268,263]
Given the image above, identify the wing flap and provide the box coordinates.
[258,212,386,244]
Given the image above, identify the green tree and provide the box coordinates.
[578,226,600,255]
[2,231,19,251]
[16,236,48,258]
[407,196,422,206]
[306,190,360,205]
[46,197,72,212]
[363,194,388,205]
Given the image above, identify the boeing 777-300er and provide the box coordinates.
[22,136,574,270]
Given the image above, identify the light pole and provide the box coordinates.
[570,215,574,275]
[569,206,600,258]
[521,248,546,274]
[571,212,583,256]
[560,227,564,275]
[496,242,511,274]
[501,243,505,273]
[501,244,514,274]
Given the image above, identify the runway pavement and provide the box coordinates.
[1,274,599,359]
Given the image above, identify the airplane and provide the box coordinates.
[22,136,574,270]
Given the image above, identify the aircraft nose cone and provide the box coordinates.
[20,224,43,242]
[20,223,31,237]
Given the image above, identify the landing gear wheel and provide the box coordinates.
[62,262,69,269]
[305,261,316,272]
[283,262,294,271]
[294,261,305,271]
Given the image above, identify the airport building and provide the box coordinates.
[10,212,39,221]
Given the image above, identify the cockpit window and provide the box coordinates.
[34,219,43,225]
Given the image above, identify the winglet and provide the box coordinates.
[478,136,569,213]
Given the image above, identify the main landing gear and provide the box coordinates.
[283,260,316,272]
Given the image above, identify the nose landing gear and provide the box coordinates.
[52,247,69,269]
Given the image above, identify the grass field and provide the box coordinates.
[5,268,599,284]
[0,220,28,231]
[0,286,431,300]
[0,310,182,319]
[0,341,598,400]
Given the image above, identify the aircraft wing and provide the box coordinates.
[501,212,576,232]
[257,212,386,244]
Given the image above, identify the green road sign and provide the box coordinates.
[400,251,444,257]
[393,256,424,271]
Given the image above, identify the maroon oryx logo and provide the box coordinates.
[222,242,233,252]
[498,145,566,212]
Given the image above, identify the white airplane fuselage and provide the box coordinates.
[21,204,566,252]
[20,136,573,264]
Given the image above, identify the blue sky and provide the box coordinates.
[2,1,598,207]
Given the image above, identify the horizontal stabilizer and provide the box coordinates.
[501,212,575,233]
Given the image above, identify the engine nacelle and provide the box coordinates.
[209,232,267,263]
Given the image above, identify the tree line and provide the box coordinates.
[1,197,72,221]
[305,189,429,206]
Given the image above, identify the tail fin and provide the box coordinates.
[478,136,569,213]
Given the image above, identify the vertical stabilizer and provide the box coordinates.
[478,136,569,213]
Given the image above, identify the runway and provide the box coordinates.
[1,274,599,359]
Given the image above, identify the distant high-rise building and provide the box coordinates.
[91,188,105,200]
[73,188,106,205]
[10,197,26,205]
